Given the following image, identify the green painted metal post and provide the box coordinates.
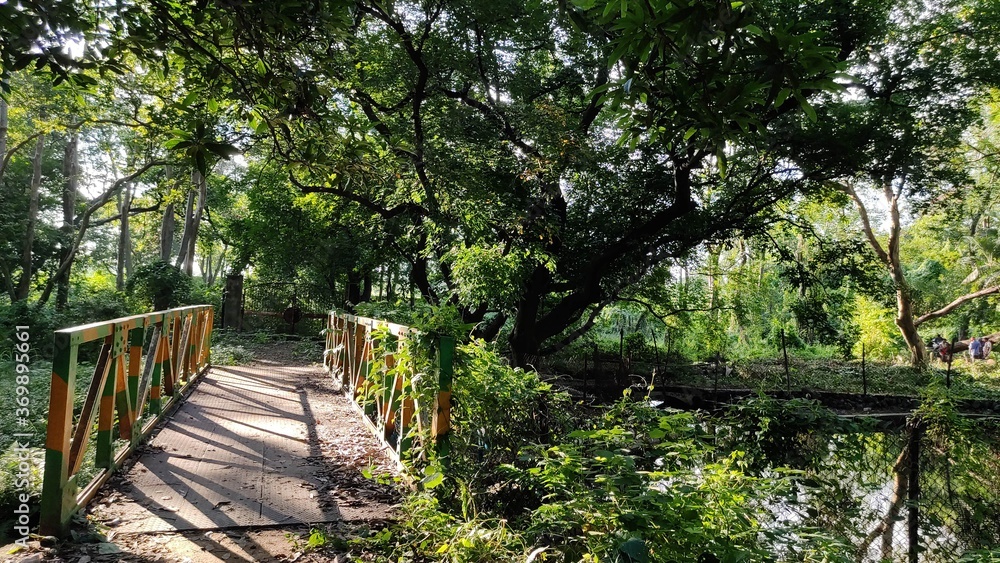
[149,323,165,415]
[128,324,145,445]
[433,336,455,460]
[128,324,144,412]
[95,358,117,469]
[39,334,79,536]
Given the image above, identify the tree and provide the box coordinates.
[786,0,1000,366]
[266,0,882,364]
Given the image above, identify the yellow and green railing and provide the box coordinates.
[39,305,214,536]
[324,312,454,468]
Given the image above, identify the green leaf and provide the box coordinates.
[205,142,242,158]
[774,87,791,107]
[799,96,817,122]
[164,139,193,150]
[420,470,444,489]
[618,538,649,563]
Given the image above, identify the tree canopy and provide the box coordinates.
[4,0,1000,367]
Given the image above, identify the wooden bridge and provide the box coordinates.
[38,306,453,537]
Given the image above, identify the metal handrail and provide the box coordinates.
[324,312,453,468]
[39,305,214,536]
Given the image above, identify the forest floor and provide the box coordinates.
[2,339,401,563]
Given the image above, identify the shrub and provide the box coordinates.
[127,260,192,311]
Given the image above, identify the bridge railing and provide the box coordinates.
[39,304,214,536]
[324,312,453,468]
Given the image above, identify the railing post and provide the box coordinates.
[432,336,455,459]
[95,331,118,469]
[345,318,357,392]
[39,333,78,536]
[150,320,167,414]
[127,322,144,416]
[339,315,349,387]
[203,306,215,368]
[112,322,135,442]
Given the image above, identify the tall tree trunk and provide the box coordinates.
[509,266,550,367]
[159,165,175,262]
[842,181,927,367]
[346,271,362,310]
[0,91,8,179]
[174,190,195,268]
[202,254,211,283]
[57,129,78,310]
[14,134,44,301]
[179,170,207,276]
[116,182,133,290]
[160,202,175,262]
[210,246,226,286]
[175,170,206,275]
[361,272,373,302]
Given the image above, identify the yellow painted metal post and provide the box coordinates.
[201,307,214,368]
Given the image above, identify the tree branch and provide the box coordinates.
[0,131,44,180]
[37,160,164,305]
[90,203,162,227]
[833,181,890,266]
[914,285,1000,327]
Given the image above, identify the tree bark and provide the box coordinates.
[175,189,196,271]
[116,182,133,290]
[160,202,175,262]
[841,181,927,367]
[0,92,7,179]
[57,129,78,310]
[160,165,175,262]
[175,169,206,275]
[14,134,44,301]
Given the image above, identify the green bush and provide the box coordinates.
[126,260,193,311]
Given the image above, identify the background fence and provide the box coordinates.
[745,412,1000,562]
[238,281,332,335]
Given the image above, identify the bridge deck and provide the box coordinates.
[90,362,397,533]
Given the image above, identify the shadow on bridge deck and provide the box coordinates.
[89,363,397,534]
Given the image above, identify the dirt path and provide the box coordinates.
[3,340,400,563]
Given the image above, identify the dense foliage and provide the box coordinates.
[5,0,1000,559]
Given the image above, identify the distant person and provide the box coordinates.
[970,337,984,361]
[984,338,993,359]
[930,335,948,361]
[939,340,951,362]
